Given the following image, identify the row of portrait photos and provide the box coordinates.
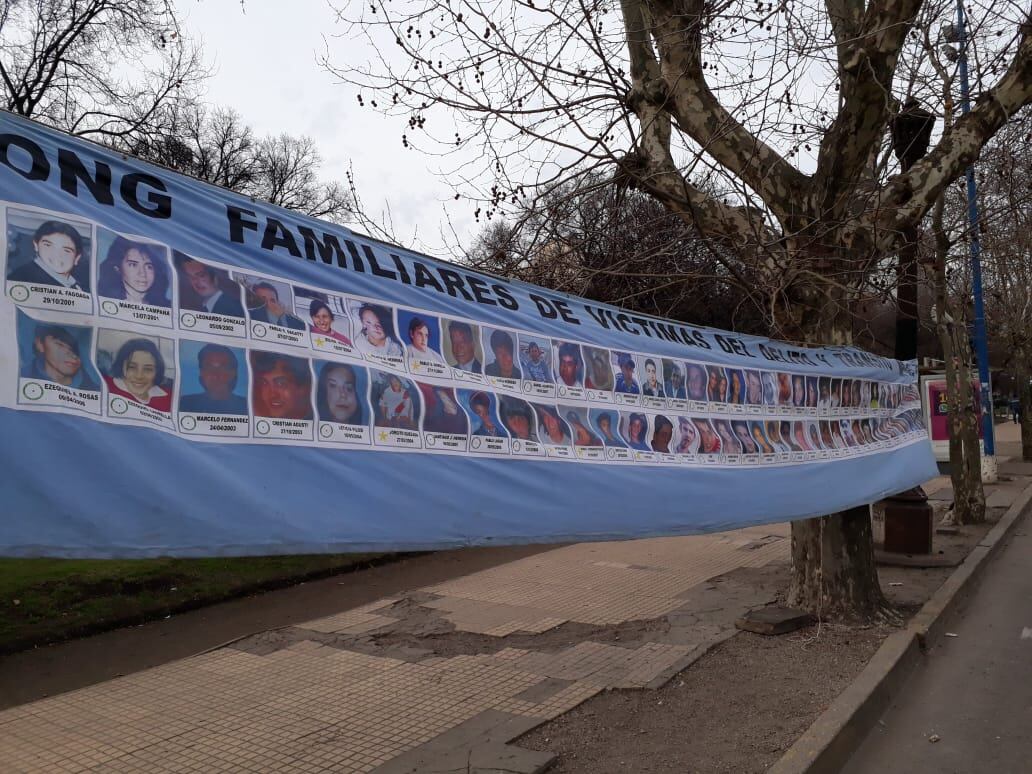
[14,308,926,464]
[5,205,918,419]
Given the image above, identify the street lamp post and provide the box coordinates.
[945,0,997,480]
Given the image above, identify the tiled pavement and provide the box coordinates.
[0,523,791,772]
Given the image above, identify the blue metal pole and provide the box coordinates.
[955,0,995,456]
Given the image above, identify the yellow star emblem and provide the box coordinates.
[411,360,422,371]
[315,337,325,346]
[378,431,389,441]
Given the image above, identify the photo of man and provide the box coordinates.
[18,318,99,391]
[398,311,447,372]
[174,253,245,317]
[583,345,614,391]
[245,280,305,330]
[554,341,583,389]
[685,363,707,401]
[519,338,552,382]
[499,396,538,442]
[179,343,248,415]
[444,320,483,372]
[641,358,664,398]
[483,328,522,380]
[591,410,626,447]
[675,417,699,454]
[650,415,674,453]
[613,352,640,394]
[6,215,91,292]
[664,360,687,399]
[465,391,507,437]
[250,351,313,420]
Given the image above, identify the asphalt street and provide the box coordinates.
[843,508,1032,774]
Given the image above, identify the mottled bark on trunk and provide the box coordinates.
[943,327,986,524]
[780,283,888,620]
[787,506,888,620]
[931,195,984,525]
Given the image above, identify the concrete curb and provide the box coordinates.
[768,480,1032,774]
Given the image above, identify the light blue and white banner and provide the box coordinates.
[0,111,936,557]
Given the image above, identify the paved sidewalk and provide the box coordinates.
[4,424,1025,773]
[0,525,790,773]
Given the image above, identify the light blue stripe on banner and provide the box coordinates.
[0,408,937,558]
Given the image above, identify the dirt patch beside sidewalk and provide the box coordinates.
[517,516,998,773]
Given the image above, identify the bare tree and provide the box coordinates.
[124,104,354,224]
[467,177,769,334]
[980,120,1032,460]
[0,0,205,141]
[328,0,1031,618]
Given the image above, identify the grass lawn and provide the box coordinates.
[0,553,389,654]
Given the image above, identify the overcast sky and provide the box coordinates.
[175,0,474,255]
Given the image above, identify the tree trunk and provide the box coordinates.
[1017,347,1032,462]
[782,280,889,620]
[787,506,886,619]
[930,194,984,524]
[944,326,986,523]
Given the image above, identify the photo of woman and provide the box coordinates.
[355,303,404,358]
[818,377,832,410]
[421,384,468,435]
[745,370,763,405]
[731,420,758,454]
[792,374,806,407]
[761,371,778,405]
[563,408,602,447]
[728,369,746,404]
[765,420,790,452]
[806,377,819,408]
[103,337,172,411]
[713,419,739,454]
[792,421,812,451]
[776,373,793,405]
[707,366,727,402]
[696,418,723,454]
[309,299,353,346]
[750,421,775,454]
[535,404,571,445]
[779,420,801,452]
[624,412,651,451]
[97,235,170,307]
[316,363,366,425]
